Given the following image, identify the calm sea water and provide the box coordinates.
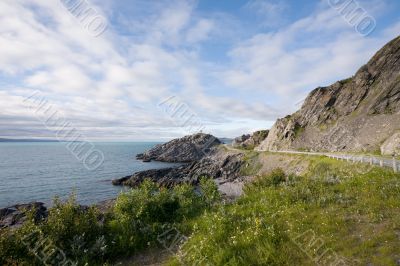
[0,142,177,208]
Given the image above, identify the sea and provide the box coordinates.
[0,142,179,208]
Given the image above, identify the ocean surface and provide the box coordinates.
[0,142,179,208]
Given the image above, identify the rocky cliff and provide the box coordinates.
[258,36,400,155]
[232,130,269,149]
[136,133,221,162]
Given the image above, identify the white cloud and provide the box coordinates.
[0,0,398,140]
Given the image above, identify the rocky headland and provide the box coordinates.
[136,133,221,162]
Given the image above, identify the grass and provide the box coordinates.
[240,151,262,176]
[168,157,400,265]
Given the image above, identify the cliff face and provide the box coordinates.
[136,133,221,162]
[258,36,400,155]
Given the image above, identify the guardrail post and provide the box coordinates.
[393,158,397,173]
[370,157,373,165]
[380,160,384,167]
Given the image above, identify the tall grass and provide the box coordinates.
[169,158,400,265]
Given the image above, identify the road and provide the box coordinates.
[224,145,399,172]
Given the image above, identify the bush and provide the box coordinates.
[0,228,37,266]
[107,180,182,256]
[107,179,220,258]
[199,176,221,207]
[0,195,105,266]
[42,195,105,264]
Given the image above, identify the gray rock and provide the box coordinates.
[381,132,400,156]
[232,134,251,147]
[233,130,269,149]
[136,133,221,163]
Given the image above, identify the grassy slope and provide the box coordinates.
[168,156,400,265]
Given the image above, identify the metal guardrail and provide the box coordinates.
[268,150,399,173]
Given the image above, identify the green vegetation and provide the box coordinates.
[169,158,400,265]
[240,151,262,176]
[0,178,220,265]
[2,157,400,265]
[294,124,305,138]
[339,77,353,85]
[256,130,269,140]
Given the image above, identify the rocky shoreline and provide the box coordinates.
[113,132,245,192]
[1,133,245,229]
[113,134,245,190]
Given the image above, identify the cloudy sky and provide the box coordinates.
[0,0,399,141]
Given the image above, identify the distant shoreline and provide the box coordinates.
[0,138,61,143]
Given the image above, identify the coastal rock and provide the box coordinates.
[114,147,244,187]
[257,36,400,153]
[136,133,221,162]
[0,202,47,229]
[381,132,400,156]
[232,130,269,149]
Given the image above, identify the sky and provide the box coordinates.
[0,0,399,141]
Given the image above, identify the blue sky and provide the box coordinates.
[0,0,399,140]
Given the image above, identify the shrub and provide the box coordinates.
[0,195,105,265]
[199,176,221,207]
[107,179,220,258]
[42,194,105,264]
[0,228,37,266]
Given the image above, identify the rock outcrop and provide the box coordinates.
[136,133,221,162]
[232,130,269,149]
[0,202,47,229]
[258,36,400,155]
[114,147,244,188]
[381,132,400,156]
